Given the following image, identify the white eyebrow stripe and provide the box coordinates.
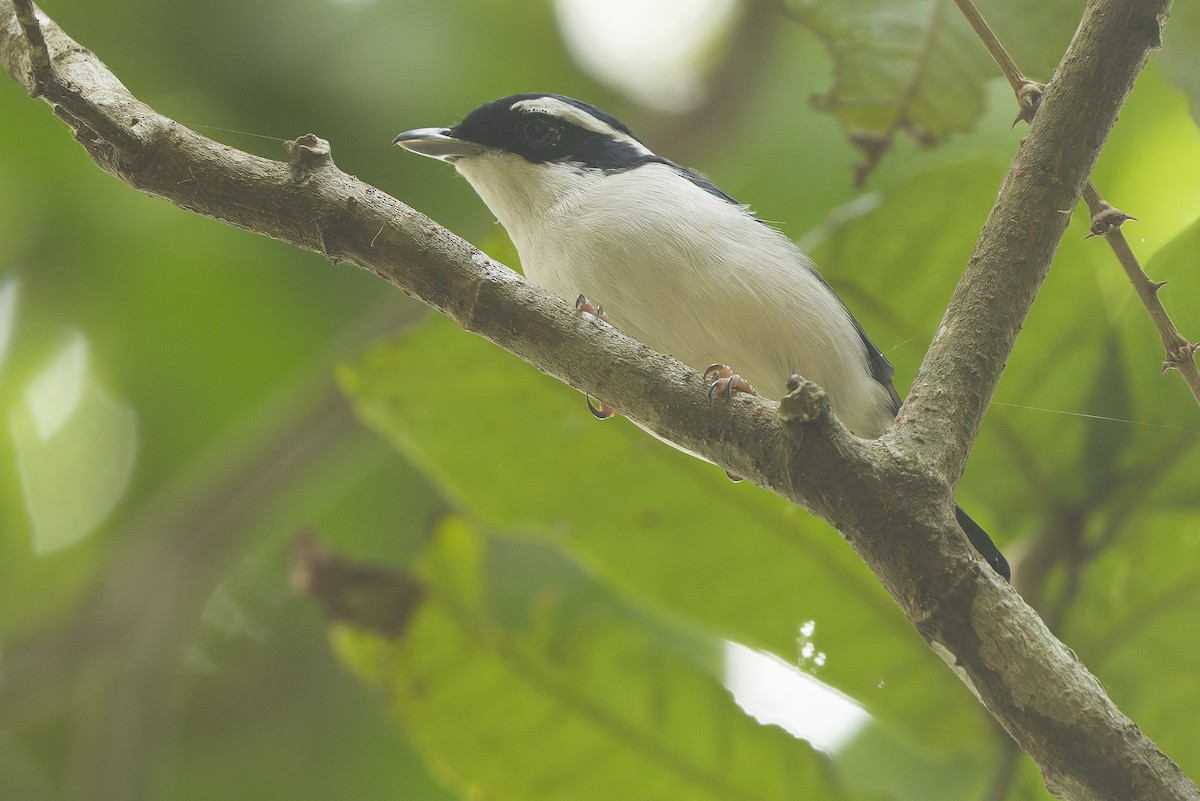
[512,97,653,156]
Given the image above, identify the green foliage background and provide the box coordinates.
[1,1,1198,800]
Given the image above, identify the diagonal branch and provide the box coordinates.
[2,1,1196,799]
[894,0,1173,487]
[1080,182,1200,401]
[952,0,1200,407]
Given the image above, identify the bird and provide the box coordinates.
[392,93,1010,580]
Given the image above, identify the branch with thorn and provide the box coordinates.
[952,0,1200,405]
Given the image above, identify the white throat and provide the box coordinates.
[454,153,600,248]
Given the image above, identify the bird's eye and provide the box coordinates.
[522,117,557,147]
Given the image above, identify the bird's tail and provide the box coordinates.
[955,505,1011,581]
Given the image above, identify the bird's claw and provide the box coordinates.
[577,294,615,419]
[586,395,615,419]
[704,364,755,482]
[703,363,758,404]
[575,294,610,324]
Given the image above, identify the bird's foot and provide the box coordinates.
[703,364,757,483]
[575,294,610,324]
[575,294,615,419]
[703,364,758,402]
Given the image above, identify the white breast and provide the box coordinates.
[456,155,896,439]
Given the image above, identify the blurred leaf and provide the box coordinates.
[339,316,990,750]
[0,732,56,801]
[1077,332,1134,501]
[1159,0,1200,127]
[9,331,137,554]
[326,516,842,801]
[1089,64,1200,267]
[157,586,460,801]
[1068,503,1200,782]
[1143,216,1200,344]
[782,0,1077,179]
[0,276,15,378]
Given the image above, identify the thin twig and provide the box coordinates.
[953,0,1199,408]
[951,0,1044,124]
[951,0,1025,91]
[1081,183,1200,404]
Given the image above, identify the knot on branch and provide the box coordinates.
[1161,341,1200,375]
[284,133,334,170]
[1152,10,1167,50]
[778,374,831,426]
[1011,81,1044,127]
[1085,203,1136,238]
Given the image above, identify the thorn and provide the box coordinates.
[1012,81,1044,127]
[1087,206,1135,238]
[1150,280,1169,294]
[1013,103,1035,127]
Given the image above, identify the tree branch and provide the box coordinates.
[894,0,1173,488]
[953,0,1200,407]
[2,1,1196,799]
[1081,182,1200,402]
[951,0,1045,124]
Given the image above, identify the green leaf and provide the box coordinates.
[1068,504,1200,778]
[339,315,988,750]
[8,331,137,554]
[1158,0,1200,128]
[782,0,1078,179]
[329,517,840,801]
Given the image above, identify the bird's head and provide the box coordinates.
[392,93,736,237]
[392,94,668,239]
[392,93,653,170]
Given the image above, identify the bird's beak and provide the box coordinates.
[391,128,485,162]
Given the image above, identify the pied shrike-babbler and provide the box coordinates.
[392,93,1009,580]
